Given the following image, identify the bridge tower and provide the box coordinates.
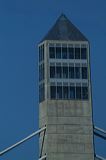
[39,14,94,160]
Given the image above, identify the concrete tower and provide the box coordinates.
[39,14,94,160]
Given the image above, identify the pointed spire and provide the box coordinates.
[59,13,67,20]
[41,14,88,42]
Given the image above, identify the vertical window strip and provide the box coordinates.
[69,86,75,99]
[69,66,74,79]
[39,63,45,82]
[42,44,44,61]
[75,67,80,79]
[57,85,62,99]
[56,66,62,78]
[81,48,87,59]
[49,47,55,58]
[39,82,45,102]
[68,47,74,59]
[63,66,68,78]
[56,47,61,59]
[82,86,89,100]
[76,86,81,100]
[39,44,44,62]
[63,86,69,99]
[50,85,56,99]
[75,47,80,59]
[62,47,67,59]
[82,67,88,79]
[50,66,55,78]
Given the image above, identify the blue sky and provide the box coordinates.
[0,0,106,159]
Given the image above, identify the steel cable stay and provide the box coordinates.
[0,126,46,160]
[94,126,106,140]
[0,125,106,160]
[94,126,106,160]
[95,154,106,160]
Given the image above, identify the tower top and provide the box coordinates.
[41,14,88,42]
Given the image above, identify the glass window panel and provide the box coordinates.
[49,47,55,58]
[63,86,68,99]
[81,48,87,59]
[39,85,41,102]
[56,47,61,59]
[40,65,42,81]
[76,86,81,99]
[39,47,41,62]
[39,83,45,102]
[62,47,67,59]
[50,66,55,78]
[42,83,45,101]
[42,64,44,80]
[82,67,88,79]
[41,64,43,81]
[42,45,44,60]
[75,48,80,59]
[39,65,41,81]
[69,67,74,78]
[63,66,68,78]
[39,64,44,81]
[69,86,75,99]
[82,87,88,100]
[57,86,62,99]
[68,47,74,59]
[50,86,56,99]
[39,45,44,62]
[56,66,62,78]
[75,67,80,79]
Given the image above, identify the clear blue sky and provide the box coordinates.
[0,0,106,159]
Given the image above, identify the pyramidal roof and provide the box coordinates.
[41,14,88,42]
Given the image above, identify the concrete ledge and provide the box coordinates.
[47,153,94,160]
[47,124,93,134]
[47,116,92,125]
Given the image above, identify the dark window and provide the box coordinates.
[82,87,88,100]
[69,86,75,99]
[42,45,44,60]
[56,66,62,78]
[50,66,55,78]
[82,67,88,79]
[49,47,55,58]
[75,48,80,59]
[39,45,44,62]
[50,86,56,99]
[39,47,41,62]
[39,83,45,102]
[56,47,61,59]
[39,64,44,82]
[42,83,45,101]
[63,66,68,78]
[75,67,80,79]
[69,67,74,78]
[57,86,62,99]
[69,67,74,79]
[81,48,87,59]
[42,64,44,80]
[63,86,68,99]
[68,47,74,59]
[39,85,41,102]
[62,47,67,59]
[39,65,41,81]
[76,86,81,99]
